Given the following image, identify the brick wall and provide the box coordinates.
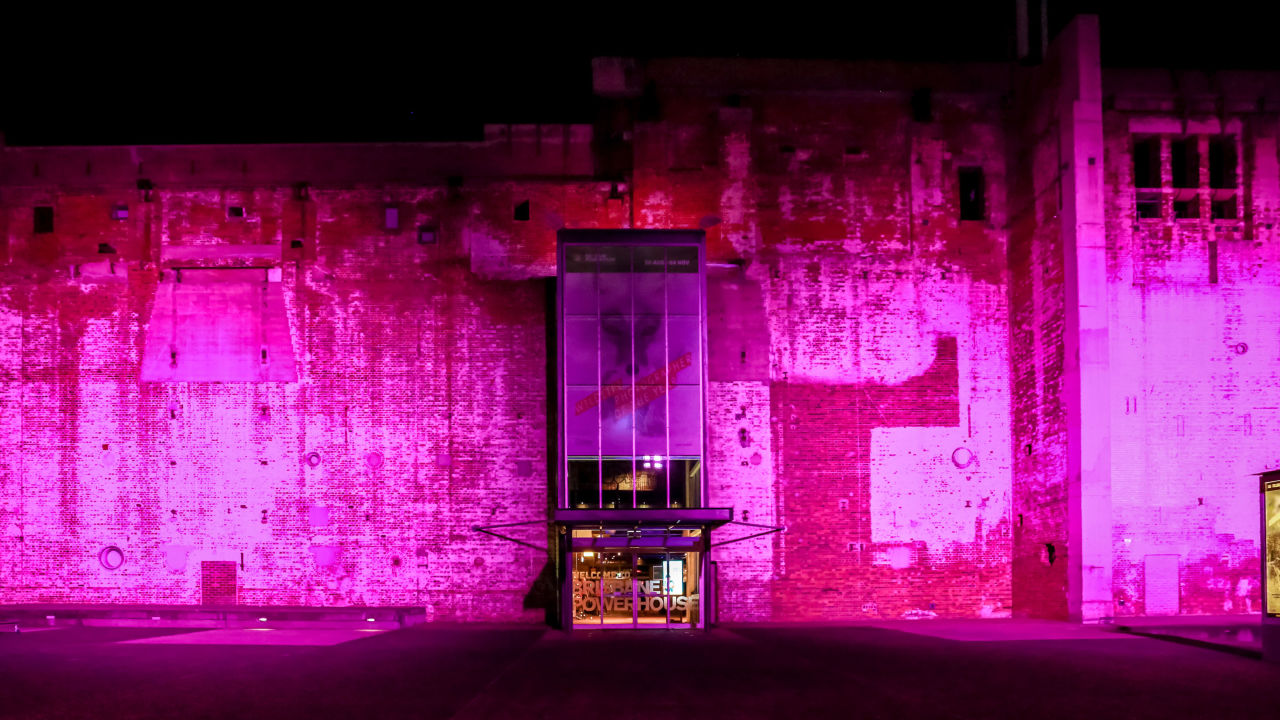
[1102,92,1280,617]
[0,137,609,619]
[0,61,1026,623]
[634,66,1014,621]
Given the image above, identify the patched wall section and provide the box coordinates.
[633,63,1014,620]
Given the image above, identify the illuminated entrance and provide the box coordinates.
[572,543,702,628]
[554,230,732,630]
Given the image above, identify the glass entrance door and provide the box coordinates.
[601,552,633,626]
[571,549,700,629]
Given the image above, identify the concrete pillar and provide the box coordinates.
[1056,15,1113,622]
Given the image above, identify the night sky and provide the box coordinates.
[1,2,1273,146]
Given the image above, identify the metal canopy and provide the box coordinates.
[553,507,734,527]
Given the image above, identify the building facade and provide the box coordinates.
[0,16,1276,624]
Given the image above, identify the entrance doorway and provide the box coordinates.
[571,550,701,628]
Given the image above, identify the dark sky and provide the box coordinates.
[1,2,1274,146]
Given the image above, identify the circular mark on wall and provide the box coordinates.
[750,452,763,466]
[365,452,384,470]
[305,452,322,468]
[951,447,975,469]
[99,546,125,570]
[1234,342,1249,355]
[473,557,485,568]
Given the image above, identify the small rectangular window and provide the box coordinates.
[227,206,245,219]
[514,200,530,221]
[1173,189,1198,219]
[958,167,984,221]
[1211,195,1237,220]
[384,205,399,231]
[1136,190,1162,219]
[1133,137,1160,189]
[1209,137,1237,189]
[911,88,933,123]
[1171,138,1199,188]
[33,206,54,234]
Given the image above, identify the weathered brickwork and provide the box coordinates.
[1007,53,1072,619]
[2,25,1276,623]
[632,61,1014,620]
[0,146,602,619]
[1102,76,1280,617]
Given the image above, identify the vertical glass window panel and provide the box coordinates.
[597,247,633,315]
[666,316,700,385]
[685,461,701,508]
[668,386,702,457]
[634,397,668,459]
[636,553,668,625]
[633,460,668,509]
[601,460,635,509]
[600,315,633,386]
[600,395,635,457]
[633,315,666,383]
[666,246,700,314]
[563,317,599,385]
[633,246,666,316]
[669,460,688,508]
[568,459,601,508]
[566,386,601,456]
[599,314,634,457]
[599,552,632,624]
[563,267,597,316]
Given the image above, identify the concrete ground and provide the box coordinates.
[2,621,1277,719]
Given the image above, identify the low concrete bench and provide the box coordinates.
[0,620,18,633]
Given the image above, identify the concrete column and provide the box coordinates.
[1056,15,1113,622]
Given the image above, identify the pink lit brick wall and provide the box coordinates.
[0,167,612,620]
[0,65,1033,624]
[635,74,1014,621]
[1102,111,1280,617]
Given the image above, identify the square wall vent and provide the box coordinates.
[201,561,238,606]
